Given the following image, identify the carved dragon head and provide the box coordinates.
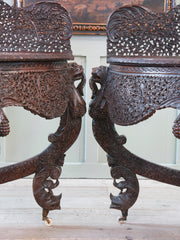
[89,66,109,119]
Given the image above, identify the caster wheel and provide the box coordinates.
[44,217,53,226]
[117,216,126,224]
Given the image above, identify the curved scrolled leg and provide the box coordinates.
[93,115,180,187]
[33,108,83,222]
[109,160,139,223]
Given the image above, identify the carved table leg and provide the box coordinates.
[0,1,87,224]
[89,66,180,221]
[33,108,83,225]
[0,61,86,224]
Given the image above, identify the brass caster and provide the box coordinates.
[117,216,126,224]
[42,209,52,226]
[44,217,53,226]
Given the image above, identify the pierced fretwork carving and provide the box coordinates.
[105,65,180,126]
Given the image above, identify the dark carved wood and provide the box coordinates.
[110,164,139,222]
[0,1,86,224]
[33,105,84,223]
[107,5,180,60]
[89,4,180,222]
[0,1,73,60]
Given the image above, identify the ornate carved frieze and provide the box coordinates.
[0,62,73,119]
[105,65,180,125]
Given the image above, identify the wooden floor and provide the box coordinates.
[0,179,180,240]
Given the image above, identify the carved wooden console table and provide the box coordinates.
[89,4,180,222]
[0,1,86,225]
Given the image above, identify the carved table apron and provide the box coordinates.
[0,1,86,225]
[89,4,180,222]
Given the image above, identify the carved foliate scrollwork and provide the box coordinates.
[0,1,73,59]
[0,62,73,120]
[107,5,180,59]
[89,3,180,222]
[31,62,86,220]
[89,65,180,127]
[0,0,86,224]
[0,61,86,138]
[33,165,62,212]
[24,2,72,41]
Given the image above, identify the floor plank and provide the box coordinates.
[0,179,180,240]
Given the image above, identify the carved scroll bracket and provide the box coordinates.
[109,160,139,222]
